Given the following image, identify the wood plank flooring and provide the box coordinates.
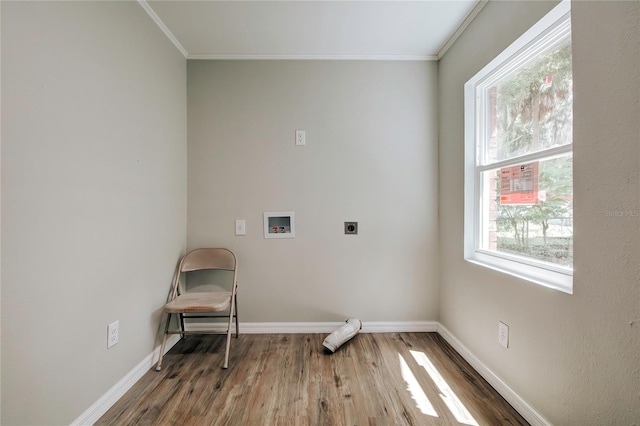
[97,333,528,426]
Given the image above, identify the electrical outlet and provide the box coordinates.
[108,320,119,348]
[344,222,358,235]
[295,130,306,146]
[498,321,509,348]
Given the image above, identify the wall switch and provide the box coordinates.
[235,219,246,236]
[108,320,119,348]
[498,321,509,348]
[295,130,306,146]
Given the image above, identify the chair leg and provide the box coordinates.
[223,297,235,369]
[179,313,185,339]
[234,294,239,338]
[156,313,172,371]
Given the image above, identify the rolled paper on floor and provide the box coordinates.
[323,318,362,353]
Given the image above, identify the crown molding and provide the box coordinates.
[137,0,486,62]
[138,0,188,58]
[187,53,437,61]
[437,0,489,60]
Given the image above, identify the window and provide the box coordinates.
[464,0,573,294]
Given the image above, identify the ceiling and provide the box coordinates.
[141,0,485,60]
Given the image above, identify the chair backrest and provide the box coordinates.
[180,248,236,272]
[169,248,237,300]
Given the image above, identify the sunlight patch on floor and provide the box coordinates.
[410,350,479,426]
[398,353,439,417]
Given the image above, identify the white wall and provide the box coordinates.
[1,2,187,424]
[187,60,439,322]
[438,1,640,424]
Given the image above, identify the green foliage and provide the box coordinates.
[497,237,572,266]
[495,40,573,159]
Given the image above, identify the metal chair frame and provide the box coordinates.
[156,248,238,370]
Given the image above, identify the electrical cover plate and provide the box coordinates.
[344,222,358,235]
[498,321,509,348]
[108,320,119,348]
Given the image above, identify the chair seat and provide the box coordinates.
[164,292,231,313]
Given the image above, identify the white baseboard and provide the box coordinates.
[362,321,438,333]
[183,320,438,334]
[73,322,546,426]
[184,321,344,334]
[70,334,180,426]
[436,324,552,426]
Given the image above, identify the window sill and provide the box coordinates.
[465,250,573,294]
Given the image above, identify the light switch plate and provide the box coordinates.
[235,219,246,236]
[498,321,509,348]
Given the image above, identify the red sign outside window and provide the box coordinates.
[500,162,540,205]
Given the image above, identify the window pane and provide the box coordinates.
[484,37,572,163]
[481,154,573,268]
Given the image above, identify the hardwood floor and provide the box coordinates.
[97,333,528,426]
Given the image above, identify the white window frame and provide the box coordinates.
[464,0,573,294]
